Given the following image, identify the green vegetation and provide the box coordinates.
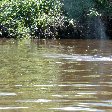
[95,0,112,16]
[0,0,63,38]
[0,0,111,39]
[63,0,111,19]
[63,0,95,19]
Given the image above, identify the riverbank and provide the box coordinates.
[0,16,112,39]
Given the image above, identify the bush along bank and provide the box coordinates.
[0,0,82,39]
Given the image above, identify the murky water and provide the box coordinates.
[0,39,112,112]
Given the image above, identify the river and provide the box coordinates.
[0,39,112,112]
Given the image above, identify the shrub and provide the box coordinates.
[95,0,112,15]
[0,0,63,38]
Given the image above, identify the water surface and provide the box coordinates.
[0,39,112,112]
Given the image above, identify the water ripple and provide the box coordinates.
[16,99,52,103]
[44,54,112,61]
[80,102,112,107]
[0,92,17,96]
[50,106,104,112]
[33,84,100,87]
[0,107,29,110]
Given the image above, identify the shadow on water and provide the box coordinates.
[0,39,112,112]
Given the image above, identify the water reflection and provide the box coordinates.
[0,39,112,112]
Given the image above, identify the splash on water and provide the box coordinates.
[44,54,112,61]
[86,16,107,39]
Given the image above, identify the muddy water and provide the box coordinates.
[0,39,112,112]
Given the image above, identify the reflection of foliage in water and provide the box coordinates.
[0,40,57,83]
[0,39,62,112]
[0,39,59,86]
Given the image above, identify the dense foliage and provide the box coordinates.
[0,0,111,39]
[63,0,95,19]
[0,0,63,38]
[94,0,112,15]
[63,0,111,19]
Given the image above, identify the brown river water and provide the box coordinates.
[0,39,112,112]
